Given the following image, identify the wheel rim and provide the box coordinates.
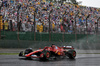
[73,51,76,57]
[46,52,50,58]
[40,53,44,58]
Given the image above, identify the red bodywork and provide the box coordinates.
[25,46,67,58]
[19,46,76,60]
[25,49,44,58]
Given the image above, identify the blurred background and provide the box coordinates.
[0,0,100,49]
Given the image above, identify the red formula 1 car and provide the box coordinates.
[19,45,76,60]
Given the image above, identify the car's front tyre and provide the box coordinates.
[39,50,50,61]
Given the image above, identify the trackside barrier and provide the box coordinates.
[1,31,88,42]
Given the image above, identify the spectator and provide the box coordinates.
[1,0,100,34]
[4,20,8,31]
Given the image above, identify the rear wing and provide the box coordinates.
[62,46,74,49]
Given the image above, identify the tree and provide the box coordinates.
[70,0,78,5]
[46,0,81,5]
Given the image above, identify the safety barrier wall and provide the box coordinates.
[1,31,100,49]
[0,39,100,49]
[1,31,88,42]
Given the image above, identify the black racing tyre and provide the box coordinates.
[40,50,50,60]
[67,49,76,59]
[19,51,23,56]
[24,48,33,55]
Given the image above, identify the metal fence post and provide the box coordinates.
[74,11,79,43]
[49,11,51,42]
[49,9,53,42]
[34,9,36,41]
[62,11,66,42]
[17,3,21,40]
[0,14,2,40]
[0,1,2,40]
[97,17,100,34]
[86,14,90,43]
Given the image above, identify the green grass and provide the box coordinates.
[0,53,19,55]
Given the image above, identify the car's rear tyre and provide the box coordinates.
[67,49,76,59]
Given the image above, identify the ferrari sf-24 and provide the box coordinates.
[19,45,76,60]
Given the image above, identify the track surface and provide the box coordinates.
[0,54,100,66]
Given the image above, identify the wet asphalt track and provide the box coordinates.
[0,54,100,66]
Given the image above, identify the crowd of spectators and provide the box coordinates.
[1,0,100,34]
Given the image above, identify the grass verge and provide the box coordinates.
[0,53,19,55]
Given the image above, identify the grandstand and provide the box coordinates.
[0,0,100,42]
